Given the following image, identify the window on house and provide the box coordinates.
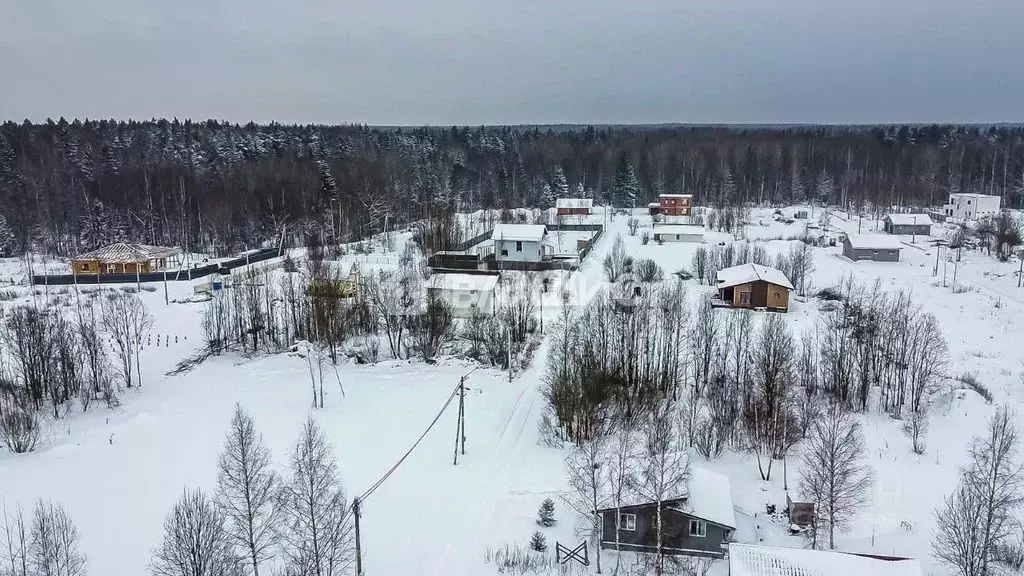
[689,519,707,537]
[739,291,751,306]
[516,241,523,252]
[106,264,116,273]
[618,513,637,531]
[968,200,972,205]
[501,250,508,257]
[774,292,781,299]
[81,263,90,271]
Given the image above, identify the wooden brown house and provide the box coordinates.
[715,263,793,312]
[658,194,693,216]
[72,243,180,276]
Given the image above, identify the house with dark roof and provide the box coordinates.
[598,467,736,558]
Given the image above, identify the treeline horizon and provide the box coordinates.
[1,118,1023,257]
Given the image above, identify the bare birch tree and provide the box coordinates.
[1,503,30,576]
[29,499,87,576]
[564,414,610,574]
[798,403,873,549]
[150,488,240,576]
[278,418,354,576]
[101,292,153,389]
[636,403,689,574]
[215,405,281,576]
[934,406,1024,576]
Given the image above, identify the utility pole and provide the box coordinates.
[163,269,169,305]
[353,498,363,576]
[454,376,466,465]
[1018,249,1023,288]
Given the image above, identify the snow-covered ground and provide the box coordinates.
[3,205,1024,576]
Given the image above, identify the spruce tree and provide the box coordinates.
[529,530,548,552]
[537,497,556,527]
[612,155,640,208]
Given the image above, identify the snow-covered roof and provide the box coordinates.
[598,465,736,529]
[652,225,706,236]
[716,263,794,291]
[885,214,933,226]
[491,224,547,242]
[729,544,923,576]
[556,198,593,209]
[74,243,179,263]
[659,194,693,199]
[844,234,904,250]
[949,192,999,199]
[427,273,499,293]
[679,467,736,529]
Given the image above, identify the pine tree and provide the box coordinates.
[539,182,555,209]
[529,531,548,552]
[537,498,556,527]
[0,214,14,257]
[612,155,641,208]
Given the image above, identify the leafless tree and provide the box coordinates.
[150,488,241,576]
[795,328,820,438]
[788,241,815,296]
[1,503,30,576]
[691,246,708,285]
[799,403,873,549]
[636,403,689,574]
[933,483,987,576]
[405,293,455,362]
[1,305,57,411]
[278,418,354,576]
[215,405,281,576]
[363,270,409,359]
[28,499,87,576]
[626,217,639,236]
[501,273,537,345]
[563,416,610,574]
[902,407,929,455]
[0,396,41,454]
[605,416,638,575]
[603,235,630,282]
[74,302,116,410]
[101,292,154,389]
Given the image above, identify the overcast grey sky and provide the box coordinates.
[2,0,1022,125]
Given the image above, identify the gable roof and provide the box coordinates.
[844,234,904,250]
[597,465,736,530]
[491,224,547,242]
[659,194,693,199]
[652,225,705,236]
[74,243,179,263]
[728,544,923,576]
[716,263,794,291]
[885,214,933,226]
[556,198,593,209]
[427,273,499,293]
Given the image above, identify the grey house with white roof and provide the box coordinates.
[842,234,903,262]
[490,224,554,263]
[597,467,736,558]
[883,214,932,236]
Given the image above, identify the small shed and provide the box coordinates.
[427,272,500,317]
[786,493,815,528]
[598,467,736,558]
[715,263,793,312]
[72,243,180,275]
[883,214,933,236]
[729,543,924,576]
[842,234,903,262]
[647,202,662,216]
[652,224,705,243]
[556,198,593,216]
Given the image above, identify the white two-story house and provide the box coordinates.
[943,193,1001,221]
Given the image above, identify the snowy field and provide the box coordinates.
[2,205,1024,575]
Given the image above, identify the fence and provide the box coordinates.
[29,247,283,286]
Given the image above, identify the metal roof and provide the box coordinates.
[74,243,180,263]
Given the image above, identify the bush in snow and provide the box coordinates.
[483,544,553,575]
[0,397,41,453]
[635,258,664,283]
[627,217,640,236]
[957,372,993,403]
[640,230,650,245]
[536,498,556,527]
[902,407,929,455]
[529,531,547,552]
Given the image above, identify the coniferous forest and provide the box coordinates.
[1,119,1023,257]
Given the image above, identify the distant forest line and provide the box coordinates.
[1,119,1023,256]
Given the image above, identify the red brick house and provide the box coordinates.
[659,194,692,216]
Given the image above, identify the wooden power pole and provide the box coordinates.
[453,377,466,465]
[353,498,363,576]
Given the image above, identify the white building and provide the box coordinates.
[491,224,554,262]
[651,224,705,243]
[943,193,1001,221]
[426,273,500,317]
